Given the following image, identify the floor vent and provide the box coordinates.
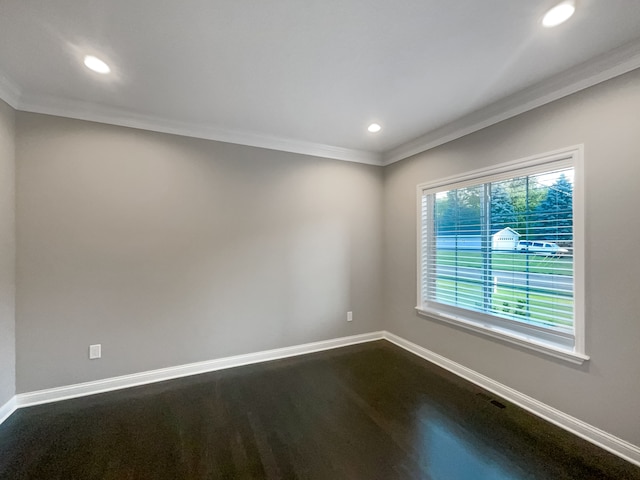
[476,392,506,409]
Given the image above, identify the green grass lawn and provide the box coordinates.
[433,278,573,328]
[437,250,573,276]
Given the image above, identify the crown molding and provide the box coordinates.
[16,94,383,165]
[0,71,21,109]
[2,38,639,168]
[383,39,640,166]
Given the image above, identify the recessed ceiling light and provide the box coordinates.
[368,123,382,133]
[542,1,576,27]
[83,55,111,74]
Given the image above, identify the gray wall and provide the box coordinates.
[9,68,640,448]
[383,68,640,446]
[0,99,16,407]
[15,113,383,392]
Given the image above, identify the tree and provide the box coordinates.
[490,185,516,232]
[532,174,573,242]
[505,177,547,237]
[436,186,482,236]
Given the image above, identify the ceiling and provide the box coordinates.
[1,1,640,165]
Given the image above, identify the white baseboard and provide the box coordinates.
[5,329,640,468]
[15,331,385,408]
[0,396,17,425]
[383,331,640,467]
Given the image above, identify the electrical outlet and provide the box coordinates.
[89,344,101,359]
[347,311,353,322]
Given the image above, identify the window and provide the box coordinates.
[417,146,586,363]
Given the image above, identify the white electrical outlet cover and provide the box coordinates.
[89,344,101,359]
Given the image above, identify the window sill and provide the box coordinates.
[415,306,589,365]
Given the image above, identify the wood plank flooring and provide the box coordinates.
[1,340,639,479]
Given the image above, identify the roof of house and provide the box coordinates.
[493,227,521,238]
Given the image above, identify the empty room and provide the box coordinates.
[1,1,640,479]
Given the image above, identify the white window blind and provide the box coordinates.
[417,149,585,360]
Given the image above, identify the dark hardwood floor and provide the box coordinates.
[1,340,639,479]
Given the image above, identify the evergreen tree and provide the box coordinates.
[437,187,482,236]
[505,177,547,237]
[490,185,516,233]
[532,174,573,242]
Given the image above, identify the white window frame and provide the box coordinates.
[415,145,588,364]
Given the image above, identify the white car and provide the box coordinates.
[516,240,568,254]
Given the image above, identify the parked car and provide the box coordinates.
[516,240,568,254]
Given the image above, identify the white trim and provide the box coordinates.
[572,146,586,354]
[383,331,640,467]
[416,183,425,336]
[414,307,588,364]
[383,39,640,165]
[16,94,383,166]
[416,145,586,360]
[419,154,574,193]
[416,144,580,192]
[4,331,640,467]
[15,332,384,408]
[0,396,17,426]
[0,41,637,167]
